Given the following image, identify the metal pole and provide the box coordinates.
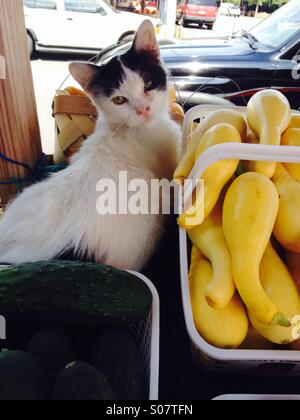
[160,0,177,39]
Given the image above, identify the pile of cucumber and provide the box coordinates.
[0,262,152,400]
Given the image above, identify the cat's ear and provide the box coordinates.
[132,20,160,59]
[69,62,98,90]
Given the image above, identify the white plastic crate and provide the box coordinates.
[0,266,160,400]
[179,105,300,375]
[129,272,160,400]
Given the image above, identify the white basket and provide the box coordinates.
[179,105,300,375]
[0,267,160,400]
[129,272,160,400]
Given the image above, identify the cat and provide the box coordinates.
[0,20,181,271]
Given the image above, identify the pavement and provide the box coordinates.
[177,15,260,39]
[30,15,261,154]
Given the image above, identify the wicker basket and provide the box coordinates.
[52,88,98,164]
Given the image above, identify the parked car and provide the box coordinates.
[228,5,241,17]
[219,3,241,17]
[24,0,160,56]
[218,2,233,16]
[176,0,218,29]
[98,0,300,110]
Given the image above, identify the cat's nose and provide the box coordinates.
[136,106,151,117]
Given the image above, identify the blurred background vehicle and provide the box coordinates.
[219,3,241,17]
[219,2,233,16]
[228,4,241,17]
[176,0,218,29]
[24,0,160,57]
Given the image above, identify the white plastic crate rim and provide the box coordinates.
[179,104,300,370]
[129,272,160,400]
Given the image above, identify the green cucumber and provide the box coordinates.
[53,361,116,401]
[28,327,74,387]
[92,328,147,400]
[0,350,48,400]
[0,261,152,326]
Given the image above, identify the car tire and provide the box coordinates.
[27,33,35,58]
[207,24,214,30]
[182,20,189,28]
[198,22,203,28]
[118,31,135,43]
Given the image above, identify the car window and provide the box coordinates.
[250,0,300,49]
[23,0,57,9]
[64,0,105,13]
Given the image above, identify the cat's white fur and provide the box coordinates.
[0,21,181,271]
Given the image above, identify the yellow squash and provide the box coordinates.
[222,172,289,327]
[174,109,247,183]
[189,247,248,349]
[178,124,241,229]
[170,102,185,126]
[244,131,259,172]
[288,114,300,129]
[247,89,291,178]
[188,199,235,309]
[245,129,259,144]
[168,84,184,125]
[286,251,300,293]
[272,164,300,253]
[248,244,300,345]
[281,128,300,181]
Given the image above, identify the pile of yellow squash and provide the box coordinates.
[175,89,300,350]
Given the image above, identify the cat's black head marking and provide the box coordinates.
[121,48,167,92]
[88,48,167,97]
[88,56,125,97]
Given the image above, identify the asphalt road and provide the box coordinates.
[31,15,260,154]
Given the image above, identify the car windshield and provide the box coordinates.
[250,0,300,49]
[188,0,217,6]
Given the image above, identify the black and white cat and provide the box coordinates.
[0,20,181,271]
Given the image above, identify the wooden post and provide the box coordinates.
[0,0,42,206]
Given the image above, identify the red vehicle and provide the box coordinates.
[147,1,158,7]
[177,0,218,29]
[145,1,159,15]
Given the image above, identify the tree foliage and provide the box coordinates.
[247,0,286,5]
[228,0,287,6]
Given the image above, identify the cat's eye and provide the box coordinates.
[112,96,128,105]
[145,80,153,91]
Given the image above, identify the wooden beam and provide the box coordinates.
[0,0,42,206]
